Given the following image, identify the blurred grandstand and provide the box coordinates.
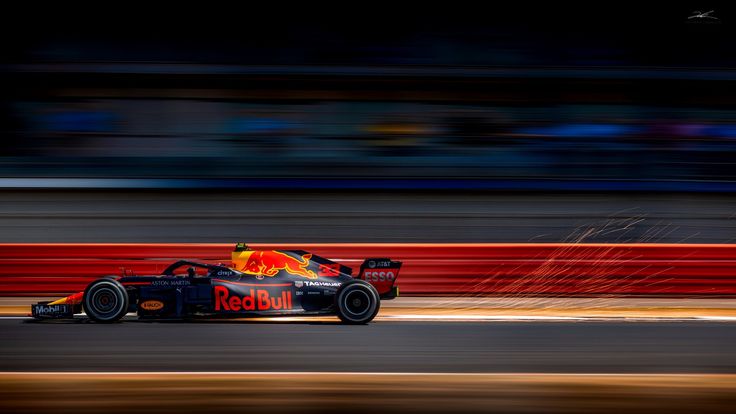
[1,4,735,190]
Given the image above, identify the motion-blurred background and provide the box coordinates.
[4,5,736,414]
[1,4,735,241]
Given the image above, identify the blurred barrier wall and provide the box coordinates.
[1,243,736,296]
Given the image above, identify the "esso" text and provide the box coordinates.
[363,270,396,282]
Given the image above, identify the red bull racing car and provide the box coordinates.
[31,243,401,324]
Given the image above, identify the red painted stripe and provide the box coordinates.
[1,243,736,296]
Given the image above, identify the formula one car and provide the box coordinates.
[31,243,400,324]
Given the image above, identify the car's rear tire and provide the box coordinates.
[83,279,129,323]
[335,280,380,324]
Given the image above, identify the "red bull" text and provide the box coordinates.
[214,285,293,312]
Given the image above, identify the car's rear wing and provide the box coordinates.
[357,258,401,299]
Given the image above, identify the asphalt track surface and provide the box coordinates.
[2,319,735,373]
[2,190,736,243]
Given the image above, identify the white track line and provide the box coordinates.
[383,314,589,321]
[696,316,736,321]
[382,315,736,322]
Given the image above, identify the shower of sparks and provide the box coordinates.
[426,213,708,314]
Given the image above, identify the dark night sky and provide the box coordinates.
[1,3,734,67]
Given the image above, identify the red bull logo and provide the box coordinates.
[233,250,318,279]
[214,285,293,311]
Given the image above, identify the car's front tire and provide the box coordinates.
[335,280,380,324]
[83,279,129,323]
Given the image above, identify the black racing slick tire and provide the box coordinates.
[335,280,380,324]
[83,279,129,323]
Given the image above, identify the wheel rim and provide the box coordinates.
[343,289,371,317]
[90,287,120,316]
